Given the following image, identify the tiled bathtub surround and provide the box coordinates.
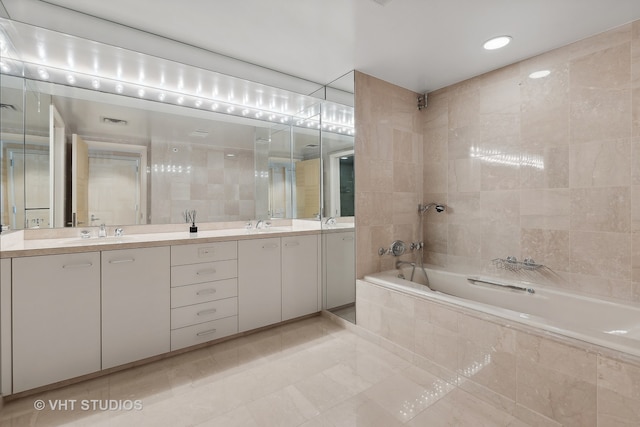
[356,280,640,426]
[355,19,640,303]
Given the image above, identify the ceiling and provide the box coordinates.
[2,0,640,93]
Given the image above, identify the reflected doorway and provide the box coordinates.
[70,137,147,227]
[88,154,141,226]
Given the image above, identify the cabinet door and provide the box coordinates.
[238,238,281,332]
[102,247,170,369]
[13,252,101,393]
[282,235,319,321]
[1,258,11,395]
[325,231,356,309]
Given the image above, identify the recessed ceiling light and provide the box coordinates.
[483,36,512,50]
[528,70,551,79]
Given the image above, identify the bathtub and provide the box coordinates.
[363,266,640,359]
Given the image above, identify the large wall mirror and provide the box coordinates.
[0,19,355,231]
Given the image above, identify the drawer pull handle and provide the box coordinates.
[196,308,217,317]
[285,242,300,247]
[262,243,278,249]
[62,262,93,269]
[199,248,215,256]
[196,269,217,276]
[109,258,135,264]
[196,328,218,337]
[342,236,354,241]
[196,288,217,296]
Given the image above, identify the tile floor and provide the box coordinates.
[0,316,529,426]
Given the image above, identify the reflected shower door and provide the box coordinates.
[8,149,50,229]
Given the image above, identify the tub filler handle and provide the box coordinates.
[467,277,535,294]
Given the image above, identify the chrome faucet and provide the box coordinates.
[255,219,265,229]
[98,224,107,238]
[114,227,124,237]
[325,217,336,226]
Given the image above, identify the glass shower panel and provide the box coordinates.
[1,75,25,230]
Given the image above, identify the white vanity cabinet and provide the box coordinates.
[101,246,170,369]
[170,241,238,351]
[12,252,101,393]
[324,231,356,309]
[282,234,320,321]
[238,237,281,332]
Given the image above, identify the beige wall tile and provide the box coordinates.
[570,187,630,233]
[520,189,570,230]
[521,229,570,272]
[570,43,631,90]
[634,88,640,137]
[449,158,481,192]
[520,145,569,189]
[457,314,517,400]
[570,231,631,281]
[570,87,632,144]
[570,139,631,188]
[448,223,481,258]
[633,21,640,88]
[516,333,597,426]
[597,356,640,426]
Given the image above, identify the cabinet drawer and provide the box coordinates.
[171,278,237,308]
[171,241,237,266]
[171,316,238,351]
[171,259,237,287]
[171,297,238,329]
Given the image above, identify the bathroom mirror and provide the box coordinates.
[0,74,354,230]
[0,18,355,231]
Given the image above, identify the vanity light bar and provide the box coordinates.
[2,58,355,136]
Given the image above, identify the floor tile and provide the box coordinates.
[0,316,534,427]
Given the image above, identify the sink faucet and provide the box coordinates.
[114,227,124,237]
[98,224,107,238]
[255,219,265,229]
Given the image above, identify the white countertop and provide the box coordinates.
[0,220,354,258]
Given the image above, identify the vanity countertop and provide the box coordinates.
[0,222,354,258]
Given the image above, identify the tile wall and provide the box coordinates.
[355,20,640,303]
[354,72,424,277]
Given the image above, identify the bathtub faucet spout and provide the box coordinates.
[395,260,415,269]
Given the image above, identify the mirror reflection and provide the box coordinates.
[0,77,354,230]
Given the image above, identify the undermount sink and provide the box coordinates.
[255,226,292,233]
[324,223,354,229]
[62,235,142,245]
